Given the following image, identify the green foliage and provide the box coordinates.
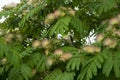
[77,49,108,80]
[44,69,75,80]
[48,15,72,36]
[0,0,120,80]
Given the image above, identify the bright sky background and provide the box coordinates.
[0,0,20,11]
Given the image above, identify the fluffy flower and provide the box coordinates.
[1,58,7,65]
[41,39,50,48]
[109,18,119,25]
[5,33,14,42]
[32,40,41,47]
[96,34,104,42]
[44,13,55,24]
[68,8,75,16]
[83,45,95,53]
[113,30,120,37]
[60,53,72,61]
[47,58,54,66]
[94,47,101,53]
[53,10,62,18]
[83,45,101,53]
[54,49,63,56]
[103,38,117,48]
[16,34,23,42]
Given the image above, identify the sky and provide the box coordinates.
[0,0,20,11]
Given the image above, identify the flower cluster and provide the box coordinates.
[5,32,23,43]
[44,7,75,25]
[95,14,120,49]
[83,45,101,53]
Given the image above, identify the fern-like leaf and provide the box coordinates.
[48,15,72,37]
[77,50,107,80]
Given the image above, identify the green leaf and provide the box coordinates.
[48,15,72,36]
[98,0,117,13]
[66,56,81,70]
[19,2,46,27]
[44,69,62,80]
[0,67,4,75]
[21,64,32,80]
[77,52,105,80]
[102,51,113,77]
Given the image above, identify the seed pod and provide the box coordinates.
[32,40,41,48]
[60,52,72,61]
[54,49,63,56]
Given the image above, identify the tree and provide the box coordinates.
[0,0,120,80]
